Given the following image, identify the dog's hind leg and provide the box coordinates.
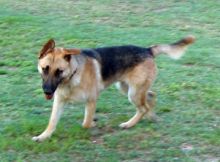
[82,100,97,128]
[116,81,156,110]
[119,84,149,128]
[145,90,159,121]
[32,94,65,142]
[119,59,158,128]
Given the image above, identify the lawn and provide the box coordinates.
[0,0,219,161]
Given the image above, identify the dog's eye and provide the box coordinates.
[55,69,63,77]
[42,66,49,74]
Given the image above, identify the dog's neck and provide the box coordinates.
[69,68,77,80]
[68,55,86,86]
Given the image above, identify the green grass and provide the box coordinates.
[0,0,219,161]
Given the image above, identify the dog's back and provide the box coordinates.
[82,45,153,81]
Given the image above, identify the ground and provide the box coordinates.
[0,0,219,161]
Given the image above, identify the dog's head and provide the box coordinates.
[38,39,81,100]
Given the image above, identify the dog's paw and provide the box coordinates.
[119,122,132,129]
[91,121,96,127]
[32,136,42,142]
[82,121,96,128]
[32,135,48,142]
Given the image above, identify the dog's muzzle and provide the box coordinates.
[42,83,57,100]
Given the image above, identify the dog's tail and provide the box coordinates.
[151,35,195,59]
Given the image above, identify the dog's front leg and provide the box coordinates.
[32,94,64,142]
[82,100,96,128]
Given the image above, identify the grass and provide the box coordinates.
[0,0,219,161]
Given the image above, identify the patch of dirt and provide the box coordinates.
[6,66,18,71]
[193,155,220,162]
[183,63,196,67]
[183,63,220,69]
[91,136,104,145]
[180,143,194,152]
[89,126,116,145]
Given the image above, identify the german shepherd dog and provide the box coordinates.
[32,36,195,141]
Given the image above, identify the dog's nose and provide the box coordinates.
[42,84,54,95]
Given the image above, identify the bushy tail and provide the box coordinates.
[151,35,195,59]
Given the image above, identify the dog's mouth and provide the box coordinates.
[44,93,54,100]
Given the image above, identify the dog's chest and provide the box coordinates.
[58,85,88,103]
[70,88,87,102]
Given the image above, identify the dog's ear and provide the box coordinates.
[63,49,81,62]
[38,39,55,59]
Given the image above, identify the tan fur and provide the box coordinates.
[57,58,100,102]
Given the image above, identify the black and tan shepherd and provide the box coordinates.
[32,35,195,141]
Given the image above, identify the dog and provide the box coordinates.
[32,35,195,141]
